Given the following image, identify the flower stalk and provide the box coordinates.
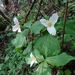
[61,0,68,51]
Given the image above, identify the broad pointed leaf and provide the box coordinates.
[23,42,32,55]
[30,21,44,34]
[12,33,26,48]
[34,33,60,57]
[46,53,75,67]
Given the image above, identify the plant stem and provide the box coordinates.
[61,0,68,51]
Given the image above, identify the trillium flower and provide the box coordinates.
[12,17,21,32]
[30,53,37,67]
[40,13,58,35]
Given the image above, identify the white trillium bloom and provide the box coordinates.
[12,17,21,32]
[40,13,58,35]
[30,53,37,67]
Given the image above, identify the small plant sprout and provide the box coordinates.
[40,13,58,35]
[12,17,21,32]
[30,53,37,67]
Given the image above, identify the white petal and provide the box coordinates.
[12,25,19,32]
[40,19,48,27]
[30,60,35,67]
[47,26,56,35]
[1,4,4,7]
[30,53,34,58]
[18,28,21,32]
[49,13,58,25]
[13,17,19,25]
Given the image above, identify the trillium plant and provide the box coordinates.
[12,17,21,32]
[30,53,37,67]
[11,11,75,75]
[40,13,58,35]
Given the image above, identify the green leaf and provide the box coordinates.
[65,27,75,37]
[33,49,44,62]
[16,48,22,54]
[71,41,75,50]
[25,57,31,65]
[65,69,71,75]
[5,55,9,62]
[65,20,75,37]
[23,21,32,28]
[30,21,44,34]
[56,19,75,37]
[33,62,51,75]
[18,11,25,19]
[0,63,3,70]
[12,33,26,48]
[22,29,29,36]
[46,53,75,67]
[74,70,75,74]
[23,42,32,55]
[17,60,25,69]
[64,34,71,42]
[34,33,60,57]
[58,70,65,75]
[63,0,66,3]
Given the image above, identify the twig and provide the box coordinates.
[61,0,68,51]
[0,10,11,23]
[24,0,36,22]
[34,0,42,21]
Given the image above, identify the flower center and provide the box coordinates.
[16,24,20,28]
[47,22,52,27]
[32,57,36,61]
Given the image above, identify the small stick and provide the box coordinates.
[34,0,42,21]
[24,0,36,22]
[0,10,11,23]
